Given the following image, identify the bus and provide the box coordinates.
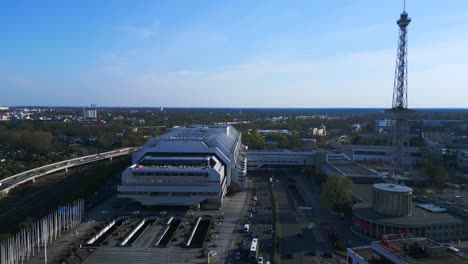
[249,238,259,261]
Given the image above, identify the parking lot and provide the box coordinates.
[77,184,252,264]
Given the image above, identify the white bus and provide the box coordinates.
[249,238,259,261]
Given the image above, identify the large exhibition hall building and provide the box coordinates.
[118,125,246,209]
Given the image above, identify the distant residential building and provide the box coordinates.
[422,119,442,126]
[257,129,291,135]
[376,119,395,133]
[83,109,97,119]
[312,125,326,137]
[0,114,10,120]
[295,115,328,120]
[0,106,9,111]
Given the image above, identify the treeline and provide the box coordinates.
[0,130,53,153]
[240,130,302,150]
[241,131,266,150]
[422,160,449,191]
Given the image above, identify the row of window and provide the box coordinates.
[249,160,299,163]
[120,191,220,196]
[429,231,462,239]
[140,159,212,167]
[124,179,221,185]
[427,224,463,230]
[132,172,209,177]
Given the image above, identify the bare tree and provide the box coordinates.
[320,175,353,212]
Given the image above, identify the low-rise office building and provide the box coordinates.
[347,236,467,264]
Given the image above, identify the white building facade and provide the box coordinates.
[118,126,246,209]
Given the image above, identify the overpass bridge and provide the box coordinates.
[246,151,317,170]
[246,151,383,183]
[0,147,136,195]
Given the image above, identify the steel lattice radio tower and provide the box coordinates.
[385,1,415,179]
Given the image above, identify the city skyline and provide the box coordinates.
[1,1,468,108]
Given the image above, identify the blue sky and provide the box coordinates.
[1,0,468,108]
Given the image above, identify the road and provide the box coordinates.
[248,174,274,262]
[224,172,275,264]
[0,147,135,194]
[275,170,332,263]
[275,169,371,263]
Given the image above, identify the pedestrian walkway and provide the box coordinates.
[28,222,96,264]
[209,188,249,263]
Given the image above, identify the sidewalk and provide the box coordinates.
[28,222,96,264]
[210,186,249,264]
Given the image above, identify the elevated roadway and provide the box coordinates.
[0,147,136,195]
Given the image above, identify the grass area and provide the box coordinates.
[269,181,281,264]
[0,156,130,236]
[335,249,347,256]
[328,233,347,258]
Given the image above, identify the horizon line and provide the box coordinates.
[3,105,468,110]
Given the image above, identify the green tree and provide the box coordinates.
[18,216,34,230]
[122,133,146,147]
[320,175,353,212]
[98,133,113,148]
[303,166,321,184]
[24,131,53,153]
[241,131,266,150]
[422,160,448,192]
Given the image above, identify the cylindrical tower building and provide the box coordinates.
[371,183,412,217]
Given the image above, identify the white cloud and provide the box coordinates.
[114,35,468,108]
[64,20,468,108]
[0,73,32,86]
[121,22,158,39]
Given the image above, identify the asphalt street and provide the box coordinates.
[275,169,371,264]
